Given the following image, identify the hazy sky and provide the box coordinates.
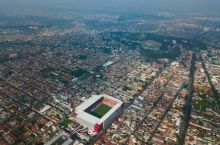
[1,0,220,14]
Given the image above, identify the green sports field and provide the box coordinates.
[89,104,112,118]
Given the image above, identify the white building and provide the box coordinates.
[74,95,123,135]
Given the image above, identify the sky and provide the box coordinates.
[0,0,220,14]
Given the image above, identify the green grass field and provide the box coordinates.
[89,104,111,118]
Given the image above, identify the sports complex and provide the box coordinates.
[74,95,123,135]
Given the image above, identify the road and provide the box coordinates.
[176,52,196,145]
[200,54,220,110]
[147,86,183,144]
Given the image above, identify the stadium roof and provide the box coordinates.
[75,95,123,124]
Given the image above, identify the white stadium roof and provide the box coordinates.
[75,94,123,124]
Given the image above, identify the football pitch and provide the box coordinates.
[90,104,112,118]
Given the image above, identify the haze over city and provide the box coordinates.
[1,0,220,14]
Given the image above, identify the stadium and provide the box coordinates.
[74,95,123,135]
